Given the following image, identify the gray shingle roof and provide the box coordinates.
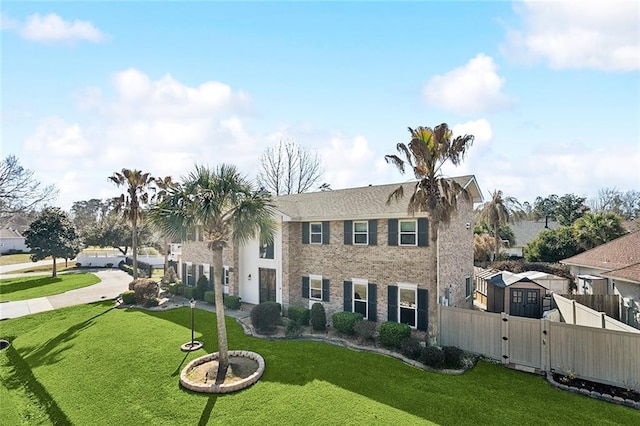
[273,175,481,221]
[561,231,640,272]
[510,220,560,248]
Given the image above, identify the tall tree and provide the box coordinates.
[257,140,323,195]
[150,176,176,271]
[109,169,156,279]
[554,194,589,226]
[150,164,275,376]
[573,212,626,250]
[0,155,58,217]
[524,227,581,263]
[71,198,111,232]
[385,124,473,340]
[24,207,82,278]
[477,190,521,261]
[589,188,640,220]
[532,194,559,225]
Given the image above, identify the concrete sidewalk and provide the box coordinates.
[0,259,56,274]
[0,269,131,321]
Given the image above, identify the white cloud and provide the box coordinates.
[8,13,109,44]
[453,119,493,152]
[423,54,513,115]
[502,0,639,71]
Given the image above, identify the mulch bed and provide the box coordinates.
[553,373,640,403]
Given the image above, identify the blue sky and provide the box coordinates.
[2,1,639,210]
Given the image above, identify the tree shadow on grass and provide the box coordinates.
[198,396,217,426]
[0,276,62,296]
[21,303,115,368]
[3,344,72,424]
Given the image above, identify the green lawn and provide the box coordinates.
[0,304,638,426]
[0,273,101,302]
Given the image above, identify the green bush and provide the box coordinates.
[287,306,310,326]
[121,290,136,305]
[400,337,422,360]
[223,295,242,310]
[183,286,195,300]
[168,283,184,295]
[310,302,326,331]
[75,263,82,267]
[204,291,215,304]
[251,301,282,332]
[354,320,377,343]
[286,319,303,338]
[420,346,445,369]
[195,275,209,300]
[331,312,364,335]
[378,321,411,349]
[143,298,159,308]
[443,346,465,369]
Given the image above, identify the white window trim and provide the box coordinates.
[399,219,418,246]
[397,282,418,328]
[352,278,368,319]
[310,222,323,244]
[353,221,368,245]
[223,265,230,294]
[309,274,323,300]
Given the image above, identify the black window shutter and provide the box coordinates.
[387,285,398,322]
[417,289,429,331]
[418,218,429,247]
[344,221,353,245]
[368,283,377,322]
[343,281,353,312]
[221,268,226,287]
[198,264,204,281]
[182,263,187,283]
[209,265,214,290]
[388,219,398,246]
[322,221,330,245]
[189,264,195,286]
[369,220,377,246]
[302,276,309,299]
[302,222,309,244]
[322,279,330,301]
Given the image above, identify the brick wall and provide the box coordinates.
[180,241,238,290]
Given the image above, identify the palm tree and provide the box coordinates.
[385,124,473,340]
[478,190,521,261]
[150,164,275,376]
[573,211,625,250]
[152,176,176,272]
[109,169,156,279]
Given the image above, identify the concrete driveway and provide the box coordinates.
[0,269,131,321]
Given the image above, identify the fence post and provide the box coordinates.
[601,312,606,329]
[540,318,550,373]
[501,312,509,365]
[571,300,577,324]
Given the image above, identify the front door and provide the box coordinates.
[510,288,541,318]
[259,268,277,303]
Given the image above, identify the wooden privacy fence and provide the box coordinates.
[561,294,620,320]
[439,306,640,392]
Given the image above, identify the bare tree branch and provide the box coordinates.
[0,155,58,217]
[257,140,324,195]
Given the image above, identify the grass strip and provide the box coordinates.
[0,273,100,302]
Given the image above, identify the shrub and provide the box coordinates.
[121,290,136,305]
[400,337,422,360]
[162,266,177,284]
[168,283,183,295]
[223,295,242,310]
[287,306,310,326]
[183,286,195,300]
[143,298,159,308]
[378,322,411,349]
[204,291,215,304]
[286,319,303,338]
[310,303,327,331]
[251,301,282,332]
[331,312,364,335]
[420,346,445,369]
[131,279,159,305]
[442,346,465,369]
[354,320,377,343]
[195,275,209,300]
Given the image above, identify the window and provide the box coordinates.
[399,285,417,327]
[399,220,417,246]
[353,221,368,245]
[353,279,368,318]
[527,290,537,304]
[310,274,323,300]
[310,222,323,244]
[465,276,472,298]
[512,290,523,303]
[259,241,274,259]
[223,266,230,294]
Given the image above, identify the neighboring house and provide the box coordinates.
[474,268,568,318]
[180,176,482,333]
[0,214,32,254]
[502,220,560,257]
[561,231,640,329]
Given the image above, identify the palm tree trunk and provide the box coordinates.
[494,222,500,261]
[52,257,57,278]
[212,246,229,377]
[429,219,439,345]
[132,216,138,279]
[163,236,169,271]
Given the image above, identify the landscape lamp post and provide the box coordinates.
[190,298,196,346]
[180,298,203,352]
